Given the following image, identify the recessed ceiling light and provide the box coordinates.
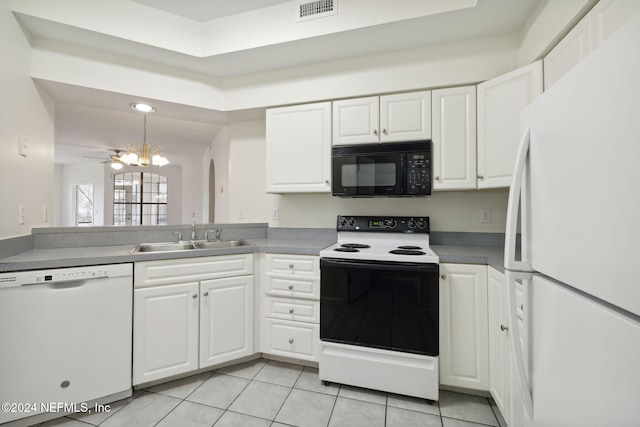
[130,103,156,113]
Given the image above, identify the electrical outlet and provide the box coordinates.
[43,205,49,223]
[272,208,279,220]
[480,208,491,223]
[18,206,26,225]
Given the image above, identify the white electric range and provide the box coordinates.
[319,215,440,401]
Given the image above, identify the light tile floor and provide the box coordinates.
[36,359,507,427]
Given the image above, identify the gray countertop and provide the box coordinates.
[0,237,505,272]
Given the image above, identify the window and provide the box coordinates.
[75,183,94,226]
[113,172,168,225]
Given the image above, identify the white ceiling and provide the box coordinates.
[15,0,542,166]
[130,0,292,21]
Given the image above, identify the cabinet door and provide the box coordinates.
[380,91,432,142]
[477,61,542,189]
[590,0,640,50]
[544,17,592,90]
[266,102,331,193]
[333,96,380,145]
[487,267,510,423]
[200,276,254,368]
[431,87,477,190]
[438,263,489,391]
[133,282,199,385]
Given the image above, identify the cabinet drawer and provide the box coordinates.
[135,254,253,288]
[264,254,319,276]
[263,319,319,361]
[264,274,319,300]
[265,296,319,323]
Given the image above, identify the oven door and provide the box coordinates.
[320,258,439,356]
[332,150,404,196]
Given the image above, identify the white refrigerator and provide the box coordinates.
[504,11,640,427]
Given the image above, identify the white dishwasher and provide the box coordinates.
[0,264,133,425]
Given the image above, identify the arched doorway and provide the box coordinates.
[208,159,215,223]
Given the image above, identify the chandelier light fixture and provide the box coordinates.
[119,110,169,168]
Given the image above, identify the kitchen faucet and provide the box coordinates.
[191,212,196,241]
[204,229,221,242]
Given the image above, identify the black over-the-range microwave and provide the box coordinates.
[332,141,432,197]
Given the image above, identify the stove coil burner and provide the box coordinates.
[389,249,426,256]
[397,245,423,250]
[334,247,360,253]
[341,243,371,249]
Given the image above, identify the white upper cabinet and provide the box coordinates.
[332,96,380,145]
[431,86,477,190]
[477,61,543,189]
[544,0,640,90]
[333,91,431,145]
[544,17,592,90]
[379,91,432,143]
[266,102,332,193]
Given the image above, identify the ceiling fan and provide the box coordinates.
[83,150,125,169]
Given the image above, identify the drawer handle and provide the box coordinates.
[289,338,294,344]
[500,324,509,332]
[289,264,294,269]
[289,308,294,314]
[520,304,524,311]
[288,285,294,290]
[203,291,209,297]
[440,274,446,279]
[192,294,198,299]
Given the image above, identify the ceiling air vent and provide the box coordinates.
[296,0,337,22]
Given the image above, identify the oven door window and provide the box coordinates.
[332,153,403,196]
[320,259,438,356]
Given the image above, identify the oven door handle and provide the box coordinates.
[320,258,438,273]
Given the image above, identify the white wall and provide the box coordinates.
[55,163,105,226]
[0,3,55,239]
[180,154,204,224]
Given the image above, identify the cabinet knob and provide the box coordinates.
[325,180,330,184]
[440,274,446,279]
[289,338,294,344]
[435,176,440,180]
[500,324,509,332]
[520,304,524,311]
[203,291,209,297]
[373,129,378,135]
[289,308,294,314]
[192,294,198,299]
[382,128,387,134]
[478,175,484,180]
[289,264,294,269]
[288,285,294,290]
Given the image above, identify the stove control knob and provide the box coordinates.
[417,219,427,229]
[339,217,347,227]
[408,218,417,229]
[385,219,397,229]
[347,218,357,227]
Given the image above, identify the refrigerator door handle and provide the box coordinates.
[505,126,532,271]
[505,270,534,420]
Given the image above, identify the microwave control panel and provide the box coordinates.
[406,152,431,195]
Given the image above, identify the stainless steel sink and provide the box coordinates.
[130,240,249,253]
[130,242,197,253]
[193,240,248,249]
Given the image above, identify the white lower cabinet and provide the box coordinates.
[439,263,489,391]
[487,266,511,424]
[260,253,320,362]
[133,255,254,385]
[199,276,253,369]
